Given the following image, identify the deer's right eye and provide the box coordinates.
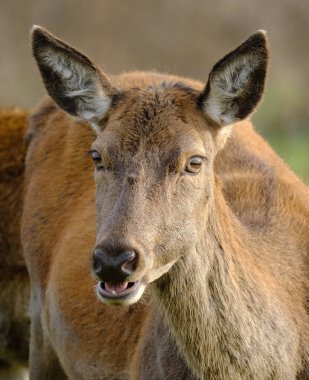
[90,150,105,171]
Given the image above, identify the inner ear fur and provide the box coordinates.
[31,26,116,123]
[200,30,269,128]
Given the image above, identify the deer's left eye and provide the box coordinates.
[90,150,105,171]
[184,156,203,174]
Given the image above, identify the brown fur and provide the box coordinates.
[0,108,30,377]
[23,28,309,379]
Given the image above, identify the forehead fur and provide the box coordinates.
[97,81,207,154]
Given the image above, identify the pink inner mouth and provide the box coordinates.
[105,281,129,295]
[97,280,141,299]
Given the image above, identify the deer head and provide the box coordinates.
[32,26,268,305]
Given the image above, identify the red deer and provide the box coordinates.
[22,26,309,379]
[0,108,30,379]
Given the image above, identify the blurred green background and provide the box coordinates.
[0,0,308,181]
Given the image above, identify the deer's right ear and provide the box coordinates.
[31,26,115,128]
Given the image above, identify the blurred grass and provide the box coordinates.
[262,130,308,182]
[253,82,309,183]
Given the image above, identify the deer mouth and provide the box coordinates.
[96,280,142,304]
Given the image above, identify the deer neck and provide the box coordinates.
[153,178,288,379]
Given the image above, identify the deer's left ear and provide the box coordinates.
[200,31,269,129]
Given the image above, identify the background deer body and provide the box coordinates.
[23,27,309,379]
[0,109,30,380]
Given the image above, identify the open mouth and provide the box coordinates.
[96,280,142,303]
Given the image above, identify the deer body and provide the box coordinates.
[23,27,309,379]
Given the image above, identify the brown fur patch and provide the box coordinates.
[0,108,30,373]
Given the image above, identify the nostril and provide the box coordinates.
[93,248,112,276]
[121,251,137,275]
[93,250,104,275]
[92,257,102,273]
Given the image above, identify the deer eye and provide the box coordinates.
[90,150,105,171]
[184,156,203,174]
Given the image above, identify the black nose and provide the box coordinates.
[93,247,138,283]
